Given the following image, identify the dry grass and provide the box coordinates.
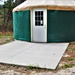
[0,32,13,45]
[58,42,75,70]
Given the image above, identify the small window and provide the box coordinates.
[35,11,43,26]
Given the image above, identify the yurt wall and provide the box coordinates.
[13,10,75,42]
[13,10,31,41]
[47,10,75,42]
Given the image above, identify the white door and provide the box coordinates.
[31,9,47,42]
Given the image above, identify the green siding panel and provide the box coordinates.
[47,10,75,42]
[13,10,31,41]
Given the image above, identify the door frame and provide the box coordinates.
[31,8,47,42]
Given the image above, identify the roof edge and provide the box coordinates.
[13,5,75,12]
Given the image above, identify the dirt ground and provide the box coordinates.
[0,32,75,75]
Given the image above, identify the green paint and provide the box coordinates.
[13,10,31,41]
[47,10,75,42]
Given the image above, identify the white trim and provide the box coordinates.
[31,10,33,42]
[46,9,47,42]
[31,8,47,42]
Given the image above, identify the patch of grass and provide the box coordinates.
[67,58,74,61]
[62,64,75,68]
[27,65,40,69]
[67,47,72,50]
[4,39,13,44]
[0,32,14,45]
[0,34,13,39]
[27,65,35,69]
[72,48,75,50]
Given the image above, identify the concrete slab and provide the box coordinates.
[0,41,35,61]
[0,41,69,69]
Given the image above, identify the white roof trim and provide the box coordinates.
[13,0,75,12]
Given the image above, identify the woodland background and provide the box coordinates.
[0,0,26,32]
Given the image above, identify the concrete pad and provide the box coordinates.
[0,41,69,69]
[0,41,35,61]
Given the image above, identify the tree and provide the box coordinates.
[2,0,15,31]
[15,0,26,6]
[0,0,26,31]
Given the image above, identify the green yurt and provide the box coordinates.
[13,0,75,42]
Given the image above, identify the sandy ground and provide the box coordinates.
[0,67,75,75]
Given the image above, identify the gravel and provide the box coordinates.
[0,67,75,75]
